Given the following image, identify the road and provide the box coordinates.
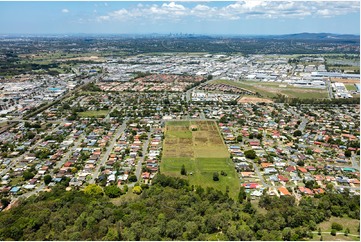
[350,154,360,171]
[298,117,308,132]
[135,128,152,181]
[54,134,85,170]
[0,121,65,177]
[185,78,215,102]
[311,231,359,237]
[0,73,103,135]
[287,106,308,132]
[13,134,86,200]
[326,79,334,99]
[199,109,206,119]
[105,105,117,122]
[247,159,269,188]
[89,121,127,184]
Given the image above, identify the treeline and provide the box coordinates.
[0,174,359,241]
[273,94,360,105]
[0,61,61,76]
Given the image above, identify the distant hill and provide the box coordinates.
[270,32,360,40]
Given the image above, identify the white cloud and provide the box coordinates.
[61,9,69,13]
[95,1,360,23]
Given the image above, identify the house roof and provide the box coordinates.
[278,187,291,196]
[299,186,313,195]
[297,167,308,173]
[261,163,273,168]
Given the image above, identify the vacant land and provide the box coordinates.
[161,121,239,199]
[78,110,109,118]
[238,96,274,104]
[212,80,329,99]
[331,78,360,84]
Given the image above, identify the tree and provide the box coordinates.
[330,229,337,236]
[220,170,227,176]
[44,174,52,185]
[257,133,263,140]
[243,201,255,214]
[180,165,187,176]
[102,227,119,240]
[23,171,35,180]
[344,150,352,157]
[123,185,129,193]
[238,186,247,204]
[331,222,343,231]
[213,172,219,181]
[104,185,122,198]
[132,186,142,195]
[244,149,257,159]
[128,175,137,182]
[84,184,103,196]
[282,227,292,241]
[293,130,302,137]
[0,198,10,209]
[236,135,243,142]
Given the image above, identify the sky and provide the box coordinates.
[0,1,359,35]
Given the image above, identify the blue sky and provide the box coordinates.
[0,1,359,35]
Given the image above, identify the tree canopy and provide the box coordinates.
[0,174,359,241]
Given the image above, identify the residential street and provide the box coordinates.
[89,121,127,184]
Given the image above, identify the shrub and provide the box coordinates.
[132,186,142,195]
[180,165,187,176]
[213,172,219,181]
[331,222,343,231]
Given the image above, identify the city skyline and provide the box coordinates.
[0,1,360,35]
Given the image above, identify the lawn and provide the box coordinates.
[310,234,359,241]
[211,80,329,99]
[161,121,240,199]
[345,84,357,91]
[78,110,109,118]
[316,216,360,236]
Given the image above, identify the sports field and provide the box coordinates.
[161,121,240,199]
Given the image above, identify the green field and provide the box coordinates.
[316,216,360,236]
[78,110,109,118]
[212,80,329,99]
[309,216,360,241]
[161,121,240,199]
[346,84,357,91]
